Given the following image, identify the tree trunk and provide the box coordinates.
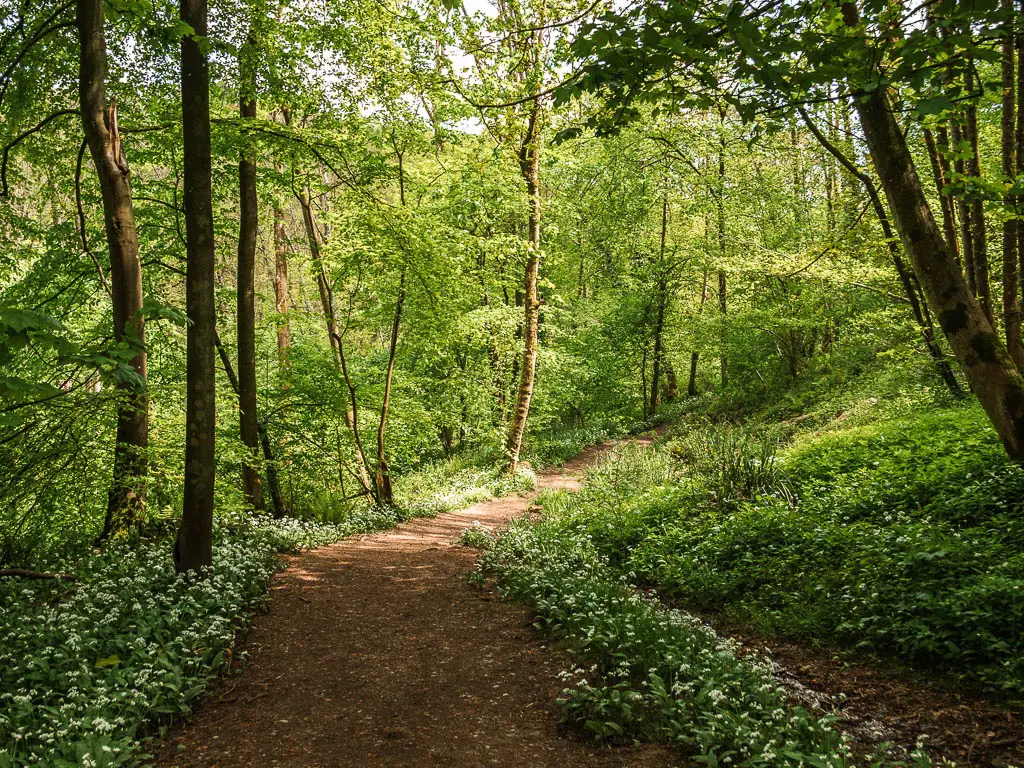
[273,204,290,371]
[688,267,709,397]
[663,361,678,402]
[373,143,408,507]
[236,27,263,510]
[923,127,960,255]
[717,118,728,387]
[296,187,374,498]
[1017,0,1024,361]
[1002,0,1024,369]
[214,331,286,517]
[504,99,542,473]
[649,194,669,416]
[77,0,148,539]
[175,0,216,573]
[951,118,977,295]
[843,2,1024,461]
[717,270,727,386]
[798,106,963,397]
[923,9,960,257]
[375,270,405,506]
[1018,0,1024,345]
[297,190,339,362]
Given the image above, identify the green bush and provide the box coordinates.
[548,405,1024,699]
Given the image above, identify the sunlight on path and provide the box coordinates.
[153,435,676,768]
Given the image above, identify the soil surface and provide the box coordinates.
[151,436,678,768]
[725,629,1024,767]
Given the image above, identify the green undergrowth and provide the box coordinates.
[0,515,370,767]
[394,457,535,518]
[0,443,541,767]
[473,516,931,767]
[521,400,685,468]
[535,402,1024,701]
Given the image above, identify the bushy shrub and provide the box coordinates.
[671,424,791,507]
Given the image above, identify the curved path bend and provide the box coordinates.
[153,436,676,768]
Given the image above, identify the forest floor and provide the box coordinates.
[149,430,1023,768]
[150,435,680,768]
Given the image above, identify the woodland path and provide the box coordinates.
[152,436,678,768]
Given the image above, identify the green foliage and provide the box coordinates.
[457,521,494,549]
[476,516,931,766]
[671,425,791,508]
[0,516,352,767]
[544,404,1024,700]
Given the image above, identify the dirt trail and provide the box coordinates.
[152,436,676,768]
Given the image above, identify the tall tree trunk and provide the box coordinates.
[175,0,216,573]
[273,204,290,371]
[649,194,669,416]
[1018,0,1024,339]
[717,270,727,386]
[923,127,960,255]
[78,0,148,539]
[965,63,994,325]
[951,119,977,294]
[843,2,1024,462]
[799,107,963,396]
[373,143,408,506]
[236,27,263,510]
[1017,0,1024,355]
[214,331,286,517]
[375,270,405,506]
[504,98,542,473]
[717,116,728,387]
[688,267,709,397]
[297,190,339,362]
[1002,0,1024,369]
[923,9,960,257]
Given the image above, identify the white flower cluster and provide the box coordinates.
[477,516,926,767]
[0,515,359,767]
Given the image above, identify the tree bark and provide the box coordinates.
[798,106,963,397]
[175,0,216,573]
[843,2,1024,461]
[951,118,977,294]
[923,127,960,255]
[236,26,263,510]
[295,187,374,497]
[923,9,960,257]
[717,116,728,387]
[688,267,709,397]
[77,0,148,539]
[375,270,405,506]
[649,194,669,416]
[372,142,408,507]
[965,63,994,325]
[273,204,290,371]
[504,97,542,473]
[214,331,286,517]
[1017,0,1024,358]
[663,361,678,402]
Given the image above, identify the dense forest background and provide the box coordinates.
[4,0,1024,764]
[3,0,999,565]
